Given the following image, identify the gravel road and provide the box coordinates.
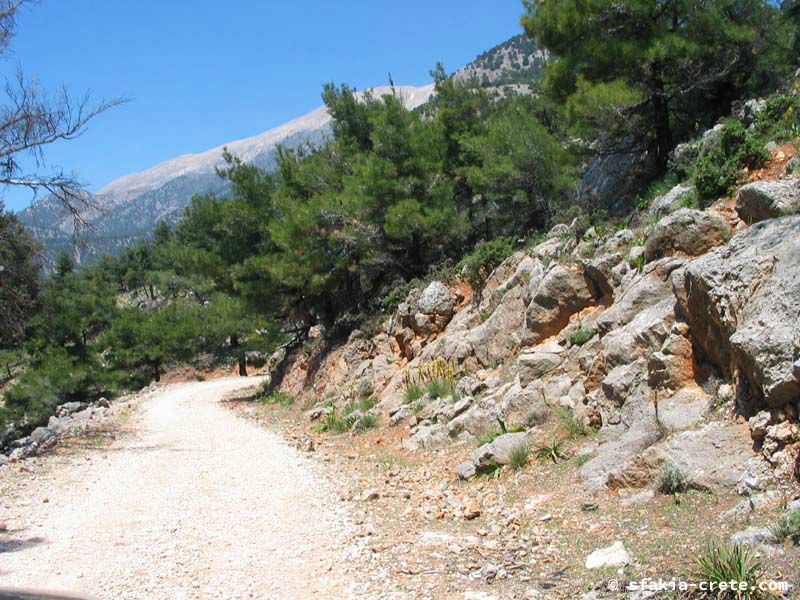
[0,377,360,599]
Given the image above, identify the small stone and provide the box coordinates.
[463,500,481,520]
[580,502,599,512]
[585,541,632,569]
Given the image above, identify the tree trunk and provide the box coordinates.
[152,361,161,383]
[651,66,673,177]
[238,354,247,377]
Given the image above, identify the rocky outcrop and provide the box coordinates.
[736,179,800,223]
[678,215,800,407]
[525,265,595,344]
[644,208,730,261]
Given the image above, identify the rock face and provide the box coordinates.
[736,180,800,223]
[644,208,730,261]
[678,216,800,407]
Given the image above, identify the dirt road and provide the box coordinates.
[0,378,361,599]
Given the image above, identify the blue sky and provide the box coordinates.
[2,0,526,212]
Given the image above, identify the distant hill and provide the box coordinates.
[18,33,549,266]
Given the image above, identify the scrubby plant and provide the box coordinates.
[456,236,515,301]
[403,382,424,404]
[357,396,378,412]
[536,436,567,463]
[657,462,688,495]
[694,542,765,599]
[558,408,590,438]
[508,442,530,471]
[568,328,595,347]
[693,119,769,205]
[770,509,800,544]
[425,378,453,400]
[354,414,378,433]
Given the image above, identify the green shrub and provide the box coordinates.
[569,328,595,347]
[357,396,378,412]
[657,463,688,494]
[456,237,515,299]
[508,442,530,470]
[770,510,800,544]
[354,414,378,433]
[425,378,453,400]
[693,120,769,205]
[694,542,765,599]
[403,383,424,404]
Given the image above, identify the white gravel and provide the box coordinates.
[0,377,360,599]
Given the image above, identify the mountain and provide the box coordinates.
[18,33,549,266]
[455,34,551,95]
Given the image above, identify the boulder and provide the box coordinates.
[517,351,562,388]
[582,253,622,301]
[649,184,695,216]
[585,541,632,569]
[736,179,800,223]
[602,298,676,369]
[748,411,773,439]
[644,208,730,261]
[471,432,530,472]
[677,216,800,407]
[418,281,454,317]
[601,361,646,407]
[56,401,87,418]
[525,266,595,344]
[730,527,776,548]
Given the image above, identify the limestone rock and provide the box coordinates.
[678,216,800,406]
[649,184,694,216]
[517,351,562,388]
[736,179,800,224]
[471,432,530,472]
[585,541,632,569]
[525,266,595,344]
[418,281,454,317]
[644,208,730,261]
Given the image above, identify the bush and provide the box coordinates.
[657,463,688,494]
[693,119,769,205]
[770,509,800,544]
[694,542,765,599]
[568,328,595,347]
[456,237,515,299]
[508,442,530,470]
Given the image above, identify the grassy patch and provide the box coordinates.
[403,383,424,404]
[426,378,454,400]
[260,391,296,407]
[508,442,530,471]
[558,408,590,438]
